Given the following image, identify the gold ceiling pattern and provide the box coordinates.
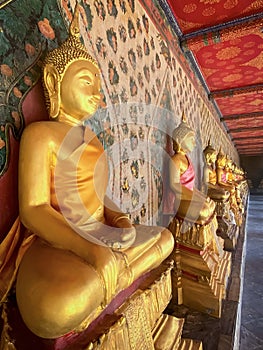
[160,0,263,156]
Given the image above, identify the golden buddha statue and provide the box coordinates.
[167,115,230,318]
[169,113,215,225]
[216,150,236,194]
[203,142,230,202]
[16,6,174,339]
[225,157,244,215]
[216,151,242,225]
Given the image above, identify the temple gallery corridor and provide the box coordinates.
[240,195,263,349]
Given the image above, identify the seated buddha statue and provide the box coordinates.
[169,113,215,225]
[203,141,230,202]
[216,150,236,194]
[216,151,242,221]
[16,6,174,339]
[225,157,244,213]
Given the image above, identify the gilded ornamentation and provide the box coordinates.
[200,0,220,4]
[216,46,241,60]
[249,0,263,10]
[243,41,256,48]
[222,73,242,82]
[183,3,197,13]
[202,7,216,16]
[250,98,263,106]
[242,52,263,70]
[121,291,154,350]
[224,0,239,10]
[0,302,16,350]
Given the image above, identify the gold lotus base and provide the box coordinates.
[0,262,202,350]
[168,216,231,318]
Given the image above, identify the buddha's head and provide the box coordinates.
[225,156,233,170]
[216,149,227,168]
[172,111,195,153]
[203,141,217,165]
[43,4,101,122]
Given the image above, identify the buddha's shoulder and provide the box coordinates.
[22,121,68,142]
[171,153,186,164]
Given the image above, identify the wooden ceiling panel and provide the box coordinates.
[166,0,261,34]
[194,33,263,91]
[158,0,263,156]
[226,115,263,130]
[215,91,263,115]
[230,129,263,139]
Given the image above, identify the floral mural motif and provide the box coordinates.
[0,0,68,175]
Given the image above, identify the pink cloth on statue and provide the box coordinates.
[221,172,227,183]
[180,156,195,190]
[163,156,195,214]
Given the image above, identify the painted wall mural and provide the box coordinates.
[0,0,238,228]
[0,0,68,175]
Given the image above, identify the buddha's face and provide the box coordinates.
[217,155,226,167]
[60,60,101,120]
[181,132,195,153]
[205,151,216,165]
[210,152,217,164]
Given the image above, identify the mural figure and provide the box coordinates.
[106,27,118,52]
[96,36,107,58]
[94,0,106,20]
[128,18,136,38]
[107,0,118,18]
[108,60,119,85]
[118,24,127,42]
[128,48,136,69]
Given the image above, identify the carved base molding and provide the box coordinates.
[214,201,240,251]
[168,216,231,318]
[0,261,202,350]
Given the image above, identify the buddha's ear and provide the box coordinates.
[43,64,61,119]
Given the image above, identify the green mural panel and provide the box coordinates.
[0,0,68,175]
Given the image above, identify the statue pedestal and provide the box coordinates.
[0,261,202,350]
[215,201,240,251]
[168,215,231,318]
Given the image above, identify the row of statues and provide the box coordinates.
[0,4,247,348]
[169,112,245,230]
[203,142,245,225]
[168,112,247,316]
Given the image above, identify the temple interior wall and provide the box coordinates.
[0,0,239,237]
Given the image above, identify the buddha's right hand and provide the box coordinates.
[101,226,136,250]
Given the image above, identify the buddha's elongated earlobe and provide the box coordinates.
[43,64,61,119]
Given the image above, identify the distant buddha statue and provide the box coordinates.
[216,150,242,224]
[203,141,230,201]
[169,113,215,225]
[216,150,236,194]
[16,6,174,339]
[225,157,244,215]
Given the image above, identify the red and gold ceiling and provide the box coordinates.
[159,0,263,156]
